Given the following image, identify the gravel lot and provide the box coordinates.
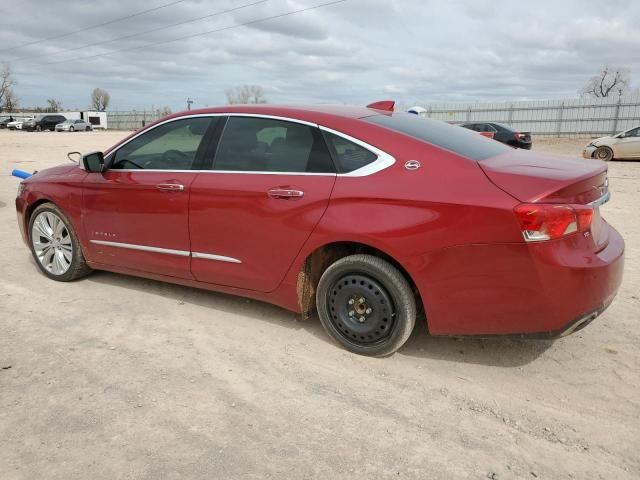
[1,130,638,479]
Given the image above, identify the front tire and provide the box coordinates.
[316,254,416,357]
[69,126,74,132]
[594,146,613,161]
[29,203,92,281]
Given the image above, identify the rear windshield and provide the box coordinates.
[364,113,510,161]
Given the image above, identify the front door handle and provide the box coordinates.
[156,183,185,192]
[267,188,304,200]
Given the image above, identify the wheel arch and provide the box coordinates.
[296,240,424,323]
[24,197,59,239]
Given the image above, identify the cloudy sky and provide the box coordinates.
[1,0,639,111]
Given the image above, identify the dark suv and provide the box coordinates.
[23,114,67,132]
[461,122,532,149]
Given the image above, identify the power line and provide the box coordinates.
[10,0,269,64]
[0,0,189,53]
[31,0,350,68]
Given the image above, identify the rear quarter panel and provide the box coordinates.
[276,123,525,328]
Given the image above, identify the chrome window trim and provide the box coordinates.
[90,240,190,257]
[104,112,396,178]
[110,169,336,176]
[320,125,396,177]
[192,252,242,263]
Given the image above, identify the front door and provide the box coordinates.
[189,116,336,292]
[616,127,640,158]
[82,116,215,278]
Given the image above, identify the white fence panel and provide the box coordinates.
[416,94,640,136]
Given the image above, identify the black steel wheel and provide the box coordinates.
[316,254,416,357]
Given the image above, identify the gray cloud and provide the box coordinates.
[1,0,639,111]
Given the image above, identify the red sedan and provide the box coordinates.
[15,102,624,356]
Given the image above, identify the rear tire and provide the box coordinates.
[69,126,74,132]
[29,203,92,282]
[316,254,416,357]
[594,146,613,161]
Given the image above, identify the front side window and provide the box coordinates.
[322,131,378,173]
[111,117,212,170]
[625,127,640,137]
[213,117,335,173]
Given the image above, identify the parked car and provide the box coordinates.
[55,119,93,132]
[583,126,640,161]
[0,118,13,129]
[23,114,67,132]
[460,122,532,149]
[7,117,32,130]
[15,103,623,356]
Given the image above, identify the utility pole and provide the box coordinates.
[187,98,193,111]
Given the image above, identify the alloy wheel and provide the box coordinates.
[31,211,73,275]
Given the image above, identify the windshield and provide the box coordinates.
[364,113,510,161]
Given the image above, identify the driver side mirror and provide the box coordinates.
[82,151,105,173]
[617,133,626,139]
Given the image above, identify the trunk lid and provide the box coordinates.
[478,150,607,204]
[479,150,609,249]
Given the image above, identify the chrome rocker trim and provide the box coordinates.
[90,240,242,263]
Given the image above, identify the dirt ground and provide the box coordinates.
[0,130,638,479]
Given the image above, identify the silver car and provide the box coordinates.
[583,126,640,161]
[55,119,93,132]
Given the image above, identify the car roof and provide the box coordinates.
[170,104,380,125]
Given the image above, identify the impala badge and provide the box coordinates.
[404,160,422,171]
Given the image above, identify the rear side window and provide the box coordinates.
[213,117,335,173]
[365,114,510,161]
[322,131,378,173]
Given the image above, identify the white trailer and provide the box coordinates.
[58,111,108,130]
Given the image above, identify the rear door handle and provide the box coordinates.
[268,188,304,200]
[156,183,184,192]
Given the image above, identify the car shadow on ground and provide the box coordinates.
[84,269,554,368]
[400,324,555,367]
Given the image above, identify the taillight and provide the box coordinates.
[514,132,525,140]
[514,204,593,242]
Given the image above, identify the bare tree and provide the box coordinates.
[3,88,18,112]
[91,87,111,111]
[0,63,17,113]
[580,66,631,98]
[225,85,267,104]
[46,98,63,112]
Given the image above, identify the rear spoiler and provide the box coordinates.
[366,100,395,112]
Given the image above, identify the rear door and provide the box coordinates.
[189,115,336,292]
[82,116,215,278]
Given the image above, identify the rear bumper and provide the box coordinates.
[416,223,625,336]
